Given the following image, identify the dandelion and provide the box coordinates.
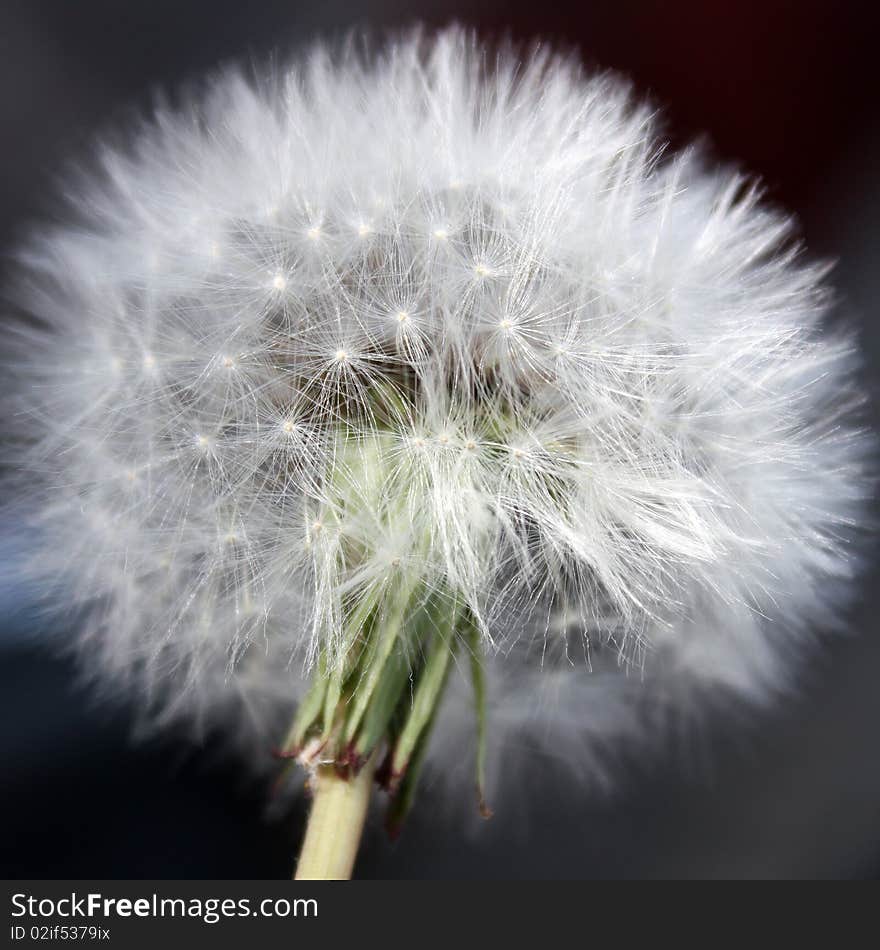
[2,28,873,879]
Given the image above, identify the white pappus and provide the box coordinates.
[2,27,873,814]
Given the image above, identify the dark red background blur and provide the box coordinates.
[1,0,878,878]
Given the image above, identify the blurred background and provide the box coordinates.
[1,0,878,879]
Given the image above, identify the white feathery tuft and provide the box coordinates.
[2,27,873,799]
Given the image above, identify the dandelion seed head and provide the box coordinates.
[3,27,873,800]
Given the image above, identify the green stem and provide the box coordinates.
[294,754,376,880]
